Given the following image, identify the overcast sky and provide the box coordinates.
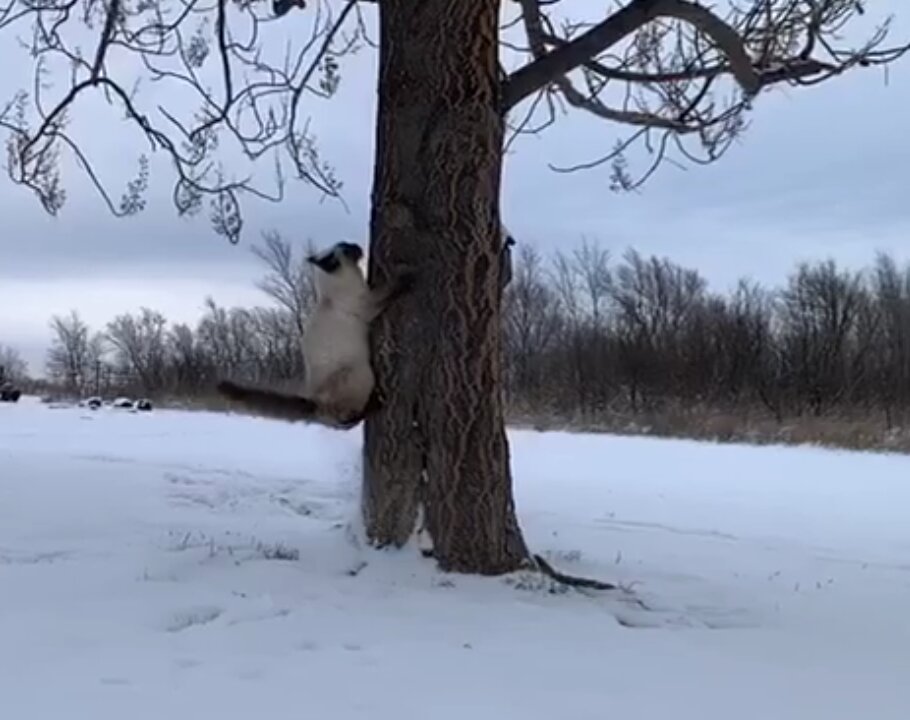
[1,3,909,375]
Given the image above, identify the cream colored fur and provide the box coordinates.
[216,241,410,428]
[299,251,377,420]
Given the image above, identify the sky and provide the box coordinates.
[1,2,910,375]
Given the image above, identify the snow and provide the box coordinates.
[2,396,909,719]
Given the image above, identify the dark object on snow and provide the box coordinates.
[532,554,617,591]
[112,397,134,409]
[0,365,21,402]
[83,396,103,410]
[135,399,153,412]
[273,0,305,17]
[0,383,21,402]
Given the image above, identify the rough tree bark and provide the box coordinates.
[362,0,529,575]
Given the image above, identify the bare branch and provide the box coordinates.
[0,0,906,237]
[503,0,909,189]
[0,0,361,242]
[505,0,764,111]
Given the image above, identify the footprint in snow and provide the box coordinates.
[164,605,224,633]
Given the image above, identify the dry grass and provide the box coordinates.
[506,403,910,455]
[155,391,910,456]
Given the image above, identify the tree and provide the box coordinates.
[4,1,907,575]
[251,231,318,339]
[168,322,209,392]
[106,308,169,394]
[46,312,110,396]
[0,343,28,382]
[869,253,910,427]
[502,244,563,407]
[361,1,532,574]
[46,311,94,393]
[776,260,875,416]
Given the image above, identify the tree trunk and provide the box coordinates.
[362,0,529,575]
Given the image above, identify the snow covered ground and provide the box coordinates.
[1,395,908,719]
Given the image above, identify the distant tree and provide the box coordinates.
[776,260,871,415]
[611,249,707,408]
[869,253,910,427]
[106,308,169,394]
[195,298,258,378]
[46,311,93,394]
[247,306,305,380]
[251,231,317,338]
[711,280,774,406]
[0,343,28,382]
[168,322,208,392]
[502,244,563,407]
[546,240,613,411]
[6,0,908,575]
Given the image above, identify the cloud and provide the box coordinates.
[1,2,909,368]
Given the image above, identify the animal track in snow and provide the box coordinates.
[164,605,223,632]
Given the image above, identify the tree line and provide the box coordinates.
[21,231,910,430]
[503,243,910,430]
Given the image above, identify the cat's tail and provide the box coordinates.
[216,379,371,430]
[215,380,321,422]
